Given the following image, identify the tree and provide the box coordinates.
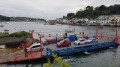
[86,6,93,11]
[67,13,75,19]
[44,54,70,67]
[99,5,107,11]
[64,4,120,19]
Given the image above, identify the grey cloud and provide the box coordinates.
[0,0,120,20]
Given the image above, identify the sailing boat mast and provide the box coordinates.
[0,15,4,27]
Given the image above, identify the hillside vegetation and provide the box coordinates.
[0,31,29,38]
[65,4,120,19]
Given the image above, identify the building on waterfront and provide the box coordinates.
[55,18,70,24]
[63,19,70,24]
[97,15,120,26]
[48,20,56,25]
[88,19,97,26]
[110,15,120,26]
[55,18,89,25]
[97,15,112,26]
[55,18,63,23]
[74,18,88,25]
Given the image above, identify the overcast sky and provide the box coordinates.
[0,0,120,20]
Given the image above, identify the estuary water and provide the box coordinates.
[0,22,120,67]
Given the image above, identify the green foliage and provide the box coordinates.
[67,13,75,19]
[117,65,120,67]
[0,15,11,21]
[0,33,9,37]
[0,31,29,38]
[44,54,70,67]
[0,33,5,38]
[0,15,46,21]
[65,4,120,19]
[62,61,69,67]
[9,31,29,37]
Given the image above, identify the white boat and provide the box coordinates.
[65,26,75,33]
[0,23,4,27]
[0,24,4,27]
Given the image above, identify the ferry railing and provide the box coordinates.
[45,39,116,58]
[0,46,44,63]
[14,48,43,60]
[98,34,115,40]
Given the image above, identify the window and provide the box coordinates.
[64,41,68,43]
[65,41,69,43]
[32,45,40,48]
[81,40,85,41]
[60,40,64,43]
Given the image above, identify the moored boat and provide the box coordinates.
[0,24,4,27]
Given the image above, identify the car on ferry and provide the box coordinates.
[74,38,98,45]
[86,38,98,43]
[56,40,71,47]
[25,43,43,52]
[74,38,86,45]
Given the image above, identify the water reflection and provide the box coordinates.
[63,46,120,67]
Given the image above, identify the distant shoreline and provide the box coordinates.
[56,22,120,27]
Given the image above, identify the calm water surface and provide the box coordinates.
[0,22,120,67]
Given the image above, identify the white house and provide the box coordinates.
[74,18,88,25]
[88,19,97,26]
[97,15,112,25]
[110,15,120,26]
